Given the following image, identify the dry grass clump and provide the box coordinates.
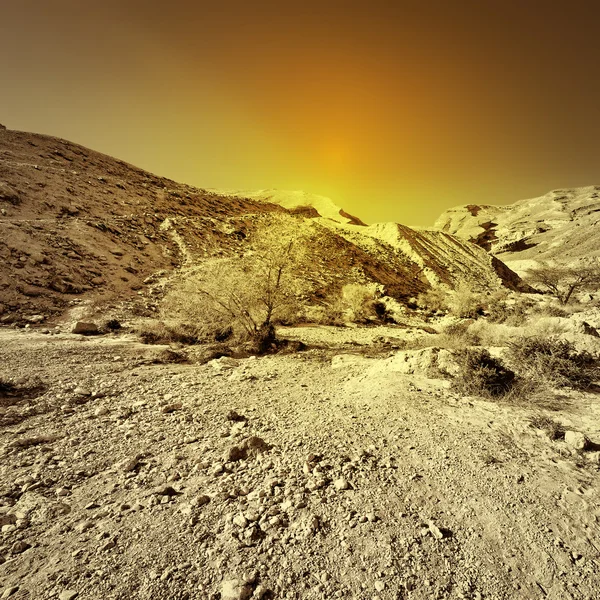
[451,348,515,397]
[507,337,600,390]
[320,283,390,325]
[529,415,565,440]
[137,319,205,345]
[416,287,448,314]
[417,284,508,319]
[486,295,536,326]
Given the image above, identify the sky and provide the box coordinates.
[2,1,600,226]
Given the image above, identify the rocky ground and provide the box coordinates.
[1,327,600,600]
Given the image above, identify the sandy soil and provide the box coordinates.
[1,328,599,600]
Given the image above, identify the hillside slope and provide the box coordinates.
[0,126,523,324]
[434,186,600,274]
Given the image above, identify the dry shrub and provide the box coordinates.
[448,283,487,318]
[417,284,495,318]
[508,337,599,390]
[466,320,514,347]
[486,294,535,325]
[437,320,481,348]
[451,348,515,397]
[337,284,383,323]
[316,284,390,325]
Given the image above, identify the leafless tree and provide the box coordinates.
[525,260,600,304]
[161,215,312,345]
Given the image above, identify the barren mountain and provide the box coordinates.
[434,186,600,274]
[0,126,523,325]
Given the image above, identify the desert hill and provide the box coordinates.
[214,189,367,226]
[434,186,600,275]
[0,126,523,325]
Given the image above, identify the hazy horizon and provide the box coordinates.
[3,0,600,226]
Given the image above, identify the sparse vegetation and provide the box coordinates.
[323,283,387,324]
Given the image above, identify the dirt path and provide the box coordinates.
[0,330,599,599]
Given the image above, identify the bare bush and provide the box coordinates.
[137,319,202,345]
[417,284,493,318]
[507,337,600,390]
[447,283,487,318]
[324,283,384,323]
[525,260,600,304]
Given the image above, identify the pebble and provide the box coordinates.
[334,478,350,491]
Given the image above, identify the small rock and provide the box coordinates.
[428,521,447,540]
[161,403,182,414]
[191,494,211,507]
[1,587,19,599]
[225,445,247,462]
[564,431,590,451]
[118,455,142,472]
[99,539,116,551]
[334,478,350,491]
[585,451,600,465]
[375,581,385,592]
[233,514,249,528]
[153,485,181,497]
[74,386,91,396]
[252,584,270,599]
[59,591,79,600]
[11,541,31,554]
[221,577,253,600]
[226,410,246,422]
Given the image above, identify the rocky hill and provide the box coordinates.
[0,126,523,325]
[434,186,600,274]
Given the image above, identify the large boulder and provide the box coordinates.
[72,322,100,336]
[383,348,459,376]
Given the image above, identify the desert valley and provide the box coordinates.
[1,124,599,600]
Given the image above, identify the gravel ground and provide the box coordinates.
[1,328,599,600]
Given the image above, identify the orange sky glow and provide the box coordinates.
[2,1,600,225]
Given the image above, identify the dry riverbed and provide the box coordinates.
[1,328,599,600]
